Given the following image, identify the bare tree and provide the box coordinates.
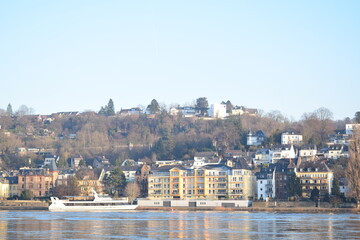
[347,126,360,207]
[124,182,141,204]
[314,107,334,142]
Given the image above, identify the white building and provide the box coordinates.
[256,168,275,200]
[170,106,197,117]
[247,130,265,146]
[44,155,59,167]
[346,124,360,135]
[324,145,348,160]
[193,152,219,168]
[121,166,139,182]
[156,159,184,167]
[270,145,297,163]
[253,148,271,166]
[281,131,303,145]
[299,145,317,161]
[208,104,227,119]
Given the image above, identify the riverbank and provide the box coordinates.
[1,200,358,213]
[136,206,360,213]
[0,200,48,210]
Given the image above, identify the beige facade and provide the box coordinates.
[148,165,255,200]
[0,179,9,200]
[77,169,105,195]
[296,163,333,199]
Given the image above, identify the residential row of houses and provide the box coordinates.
[253,144,349,166]
[119,104,258,119]
[0,150,347,202]
[147,156,339,201]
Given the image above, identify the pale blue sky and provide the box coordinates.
[0,1,359,120]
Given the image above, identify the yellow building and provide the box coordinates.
[296,161,333,199]
[228,169,256,200]
[0,178,9,200]
[148,164,256,200]
[77,169,106,195]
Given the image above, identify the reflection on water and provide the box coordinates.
[0,210,359,239]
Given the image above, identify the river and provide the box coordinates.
[0,211,359,239]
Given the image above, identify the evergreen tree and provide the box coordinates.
[332,177,341,197]
[104,168,127,196]
[355,112,360,124]
[310,187,320,201]
[146,99,160,114]
[99,106,105,115]
[225,100,233,113]
[106,99,115,116]
[98,99,115,116]
[287,172,302,198]
[196,97,208,109]
[6,104,13,116]
[195,97,208,116]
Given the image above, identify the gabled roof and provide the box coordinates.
[151,165,187,172]
[120,166,140,172]
[202,164,231,171]
[282,130,302,135]
[256,148,270,154]
[297,161,331,172]
[328,144,343,150]
[232,158,251,170]
[49,159,58,172]
[300,144,317,150]
[270,145,293,151]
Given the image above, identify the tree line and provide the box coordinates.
[0,98,358,170]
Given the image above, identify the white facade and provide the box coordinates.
[44,155,59,167]
[299,146,317,161]
[170,107,197,117]
[346,124,360,135]
[156,160,184,167]
[253,149,271,165]
[324,145,346,160]
[256,170,275,200]
[208,104,227,119]
[169,107,179,116]
[123,170,137,182]
[270,145,297,163]
[247,131,265,146]
[281,132,303,145]
[247,133,258,146]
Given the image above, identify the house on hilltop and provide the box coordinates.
[247,130,265,146]
[281,131,303,145]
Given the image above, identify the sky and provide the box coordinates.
[0,1,359,120]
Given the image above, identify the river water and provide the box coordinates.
[0,210,359,239]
